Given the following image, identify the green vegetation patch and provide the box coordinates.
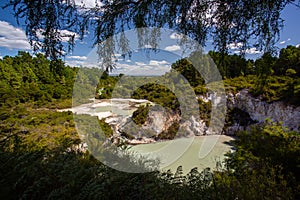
[0,104,80,152]
[132,104,151,126]
[132,83,180,111]
[224,75,300,105]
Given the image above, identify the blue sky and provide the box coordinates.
[0,0,300,75]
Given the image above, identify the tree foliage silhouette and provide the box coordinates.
[5,0,300,69]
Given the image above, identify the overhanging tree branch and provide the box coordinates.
[4,0,300,69]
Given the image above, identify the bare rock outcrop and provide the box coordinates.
[227,89,300,131]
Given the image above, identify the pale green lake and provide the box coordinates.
[130,135,235,174]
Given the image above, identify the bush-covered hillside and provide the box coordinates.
[0,48,299,199]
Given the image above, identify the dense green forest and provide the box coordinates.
[0,52,76,108]
[0,48,300,199]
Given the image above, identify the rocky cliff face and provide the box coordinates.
[116,105,208,143]
[117,105,180,142]
[180,115,207,136]
[227,89,300,131]
[109,89,300,144]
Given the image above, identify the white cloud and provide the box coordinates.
[65,60,84,67]
[233,47,261,54]
[279,38,291,45]
[234,47,261,55]
[74,0,103,8]
[133,60,170,67]
[170,32,184,40]
[106,59,171,76]
[65,59,99,68]
[0,22,79,51]
[296,44,300,48]
[114,54,122,57]
[135,61,147,66]
[0,20,31,50]
[149,60,169,66]
[59,30,80,42]
[0,21,26,40]
[228,42,243,50]
[144,44,153,48]
[164,45,181,51]
[36,29,79,43]
[67,55,87,60]
[279,41,286,44]
[112,61,170,76]
[0,37,31,50]
[245,47,261,54]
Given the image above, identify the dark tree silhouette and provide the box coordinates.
[5,0,300,69]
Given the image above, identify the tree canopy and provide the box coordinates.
[5,0,300,69]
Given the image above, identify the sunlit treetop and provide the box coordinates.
[5,0,300,70]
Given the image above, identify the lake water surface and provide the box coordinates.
[130,135,235,174]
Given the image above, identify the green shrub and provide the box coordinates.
[132,104,150,125]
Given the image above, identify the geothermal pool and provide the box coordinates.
[130,135,235,174]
